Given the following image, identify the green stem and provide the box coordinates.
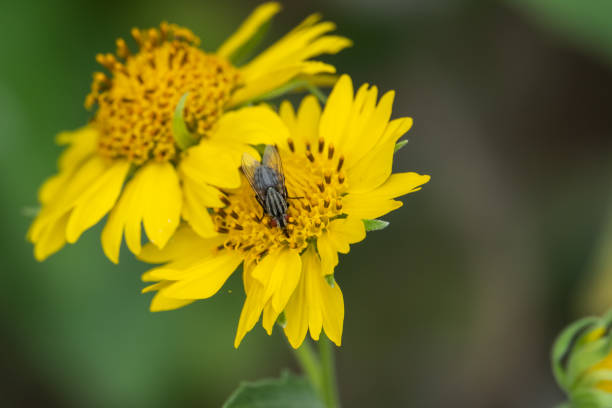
[292,340,323,395]
[305,83,328,104]
[318,334,340,408]
[242,80,328,106]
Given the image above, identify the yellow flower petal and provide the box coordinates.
[368,172,431,199]
[101,173,140,263]
[320,277,344,347]
[342,173,430,220]
[162,251,243,299]
[235,280,267,348]
[140,162,182,249]
[319,74,353,148]
[33,213,69,261]
[181,183,219,238]
[141,236,225,282]
[316,233,338,275]
[234,249,301,347]
[294,95,322,148]
[56,126,98,172]
[276,95,322,156]
[240,18,349,81]
[210,105,290,150]
[342,197,403,220]
[38,172,71,205]
[303,247,324,340]
[346,90,395,166]
[101,162,183,262]
[216,2,282,59]
[101,167,148,263]
[345,140,395,193]
[65,160,130,243]
[262,302,278,335]
[326,216,366,254]
[231,15,350,105]
[284,246,344,347]
[138,225,208,264]
[279,100,297,131]
[150,284,195,312]
[283,262,309,348]
[252,249,302,313]
[316,216,365,276]
[231,64,333,106]
[295,36,352,61]
[379,117,413,146]
[29,156,108,250]
[180,140,242,189]
[39,125,99,205]
[34,156,108,229]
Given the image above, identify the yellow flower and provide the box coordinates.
[139,75,431,348]
[28,3,351,262]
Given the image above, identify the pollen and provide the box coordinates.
[86,22,241,164]
[214,139,349,262]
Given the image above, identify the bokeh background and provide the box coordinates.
[3,0,612,406]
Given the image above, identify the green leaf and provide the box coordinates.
[223,372,324,408]
[172,92,197,151]
[394,140,408,153]
[363,219,390,232]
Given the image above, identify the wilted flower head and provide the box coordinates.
[28,2,351,262]
[139,75,431,348]
[552,309,612,407]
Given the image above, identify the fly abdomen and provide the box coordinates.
[265,187,287,219]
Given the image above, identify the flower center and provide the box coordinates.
[214,138,348,261]
[86,23,241,164]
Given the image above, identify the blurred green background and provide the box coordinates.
[3,0,612,406]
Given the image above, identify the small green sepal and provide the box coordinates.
[172,92,198,151]
[277,311,287,328]
[325,274,335,288]
[363,219,390,232]
[394,139,408,153]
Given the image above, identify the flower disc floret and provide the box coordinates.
[87,23,241,164]
[214,139,347,260]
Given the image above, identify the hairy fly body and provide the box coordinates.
[241,145,290,230]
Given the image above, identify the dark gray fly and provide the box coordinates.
[241,145,290,230]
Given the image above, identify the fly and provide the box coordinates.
[241,145,291,232]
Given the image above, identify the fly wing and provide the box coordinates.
[241,152,266,200]
[262,145,285,188]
